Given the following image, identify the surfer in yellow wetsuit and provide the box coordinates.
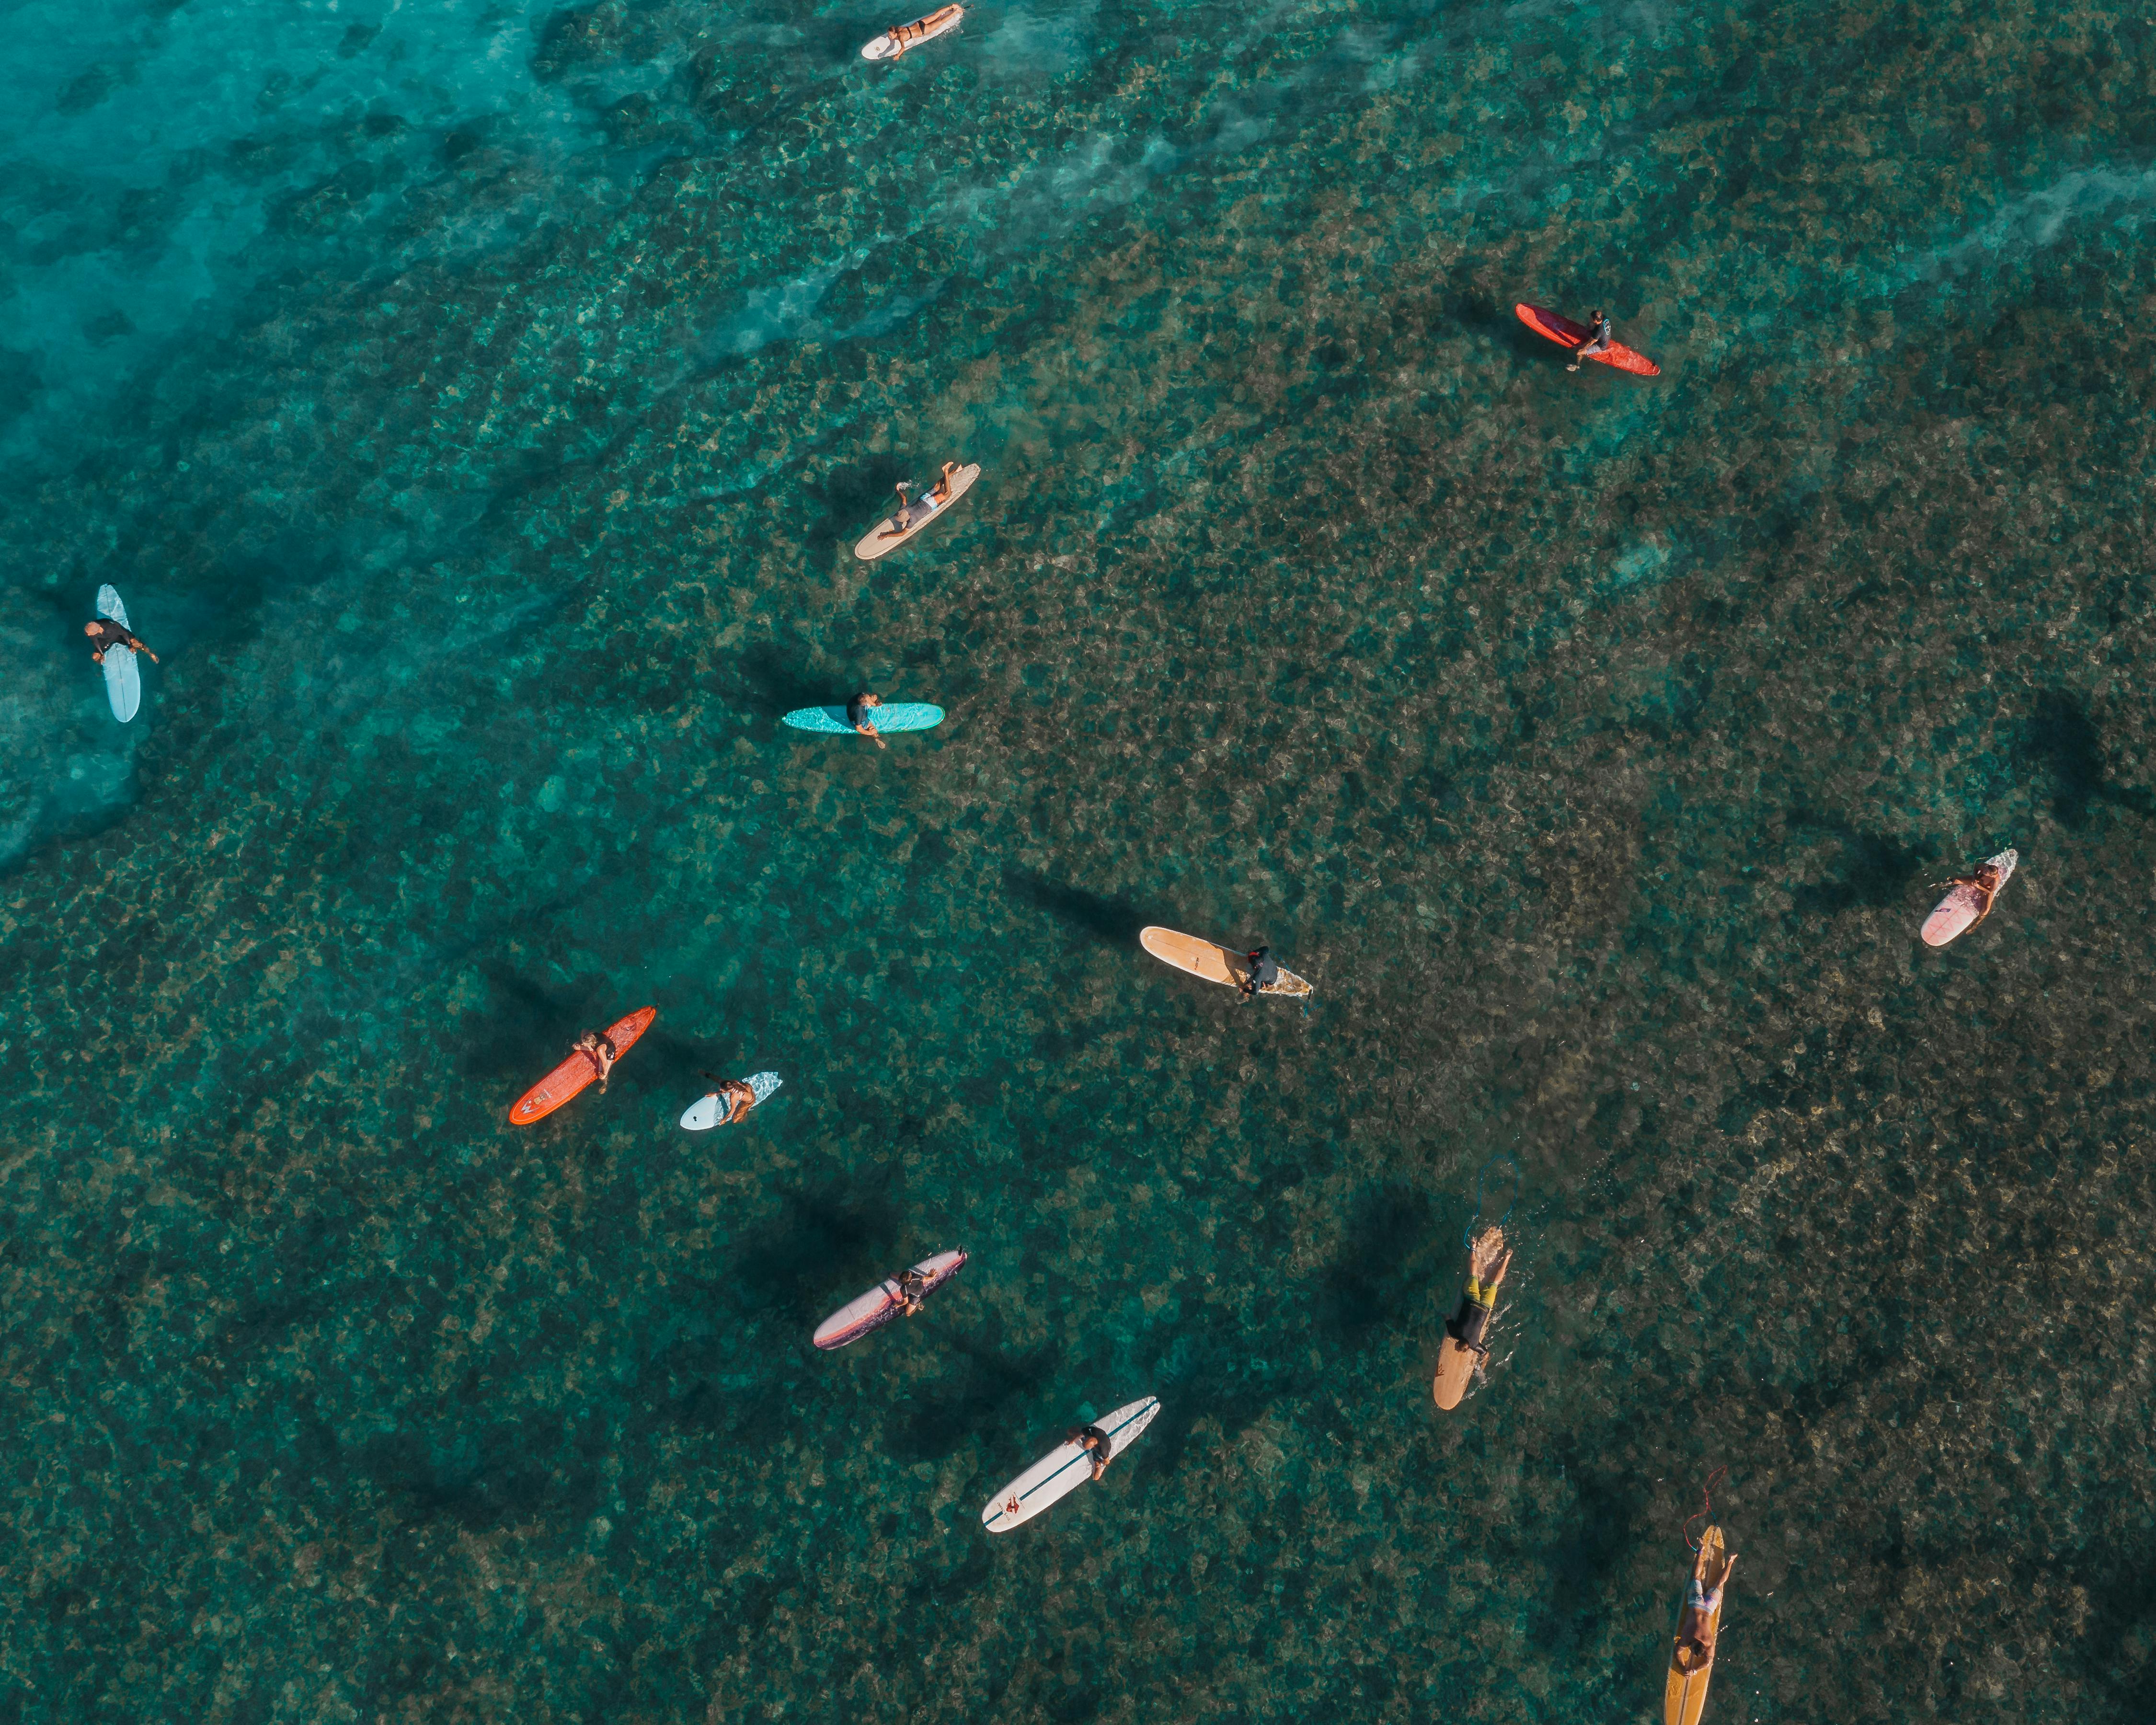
[1067,1424,1113,1481]
[1447,1226,1513,1357]
[573,1030,619,1091]
[700,1073,760,1124]
[1566,309,1614,371]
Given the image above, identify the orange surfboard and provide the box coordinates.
[508,1006,656,1125]
[1138,926,1312,998]
[1515,303,1661,376]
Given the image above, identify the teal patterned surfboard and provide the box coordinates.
[781,702,944,736]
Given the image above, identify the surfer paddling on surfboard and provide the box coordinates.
[85,617,158,664]
[573,1029,619,1092]
[1434,1226,1512,1408]
[700,1072,761,1125]
[1566,309,1614,371]
[846,691,888,749]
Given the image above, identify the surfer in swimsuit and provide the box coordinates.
[846,691,888,750]
[574,1031,619,1092]
[1237,945,1280,1002]
[84,618,159,664]
[1446,1226,1513,1358]
[1675,1552,1737,1665]
[1567,310,1614,371]
[1068,1424,1113,1482]
[701,1073,760,1125]
[878,481,919,539]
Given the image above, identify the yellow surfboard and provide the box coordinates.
[853,463,980,561]
[1664,1526,1729,1725]
[1432,1333,1481,1411]
[1138,926,1312,999]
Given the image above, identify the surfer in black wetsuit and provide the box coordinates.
[1446,1226,1513,1357]
[846,691,887,749]
[1237,944,1280,1002]
[1068,1424,1114,1481]
[574,1030,619,1091]
[1567,309,1614,371]
[84,618,158,664]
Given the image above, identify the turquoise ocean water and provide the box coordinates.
[4,0,2155,1719]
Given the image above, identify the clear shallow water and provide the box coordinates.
[4,0,2156,1720]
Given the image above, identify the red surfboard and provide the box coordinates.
[1515,303,1661,376]
[508,1006,656,1125]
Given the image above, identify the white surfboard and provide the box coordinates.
[813,1248,967,1349]
[96,585,141,723]
[853,463,979,560]
[981,1396,1160,1533]
[681,1070,782,1130]
[860,3,963,60]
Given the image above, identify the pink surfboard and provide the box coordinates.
[812,1250,967,1350]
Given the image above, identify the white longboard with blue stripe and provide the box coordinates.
[980,1396,1159,1534]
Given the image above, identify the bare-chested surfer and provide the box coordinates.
[701,1072,760,1125]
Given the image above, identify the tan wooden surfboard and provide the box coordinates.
[853,463,980,561]
[1664,1525,1729,1725]
[1432,1333,1481,1411]
[1138,926,1312,999]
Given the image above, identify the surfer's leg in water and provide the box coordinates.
[1567,311,1614,371]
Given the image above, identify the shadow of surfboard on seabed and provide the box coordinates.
[1000,868,1158,949]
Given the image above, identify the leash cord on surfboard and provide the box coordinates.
[1683,1464,1729,1552]
[1461,1151,1520,1247]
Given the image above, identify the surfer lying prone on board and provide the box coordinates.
[1449,1226,1513,1357]
[1566,310,1614,371]
[1676,1552,1737,1665]
[1068,1424,1114,1481]
[85,618,158,663]
[700,1073,761,1125]
[573,1030,619,1091]
[847,691,887,749]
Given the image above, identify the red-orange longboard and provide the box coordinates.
[508,1006,656,1125]
[1515,303,1661,376]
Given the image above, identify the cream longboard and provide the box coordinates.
[980,1397,1158,1533]
[853,464,979,561]
[861,4,963,60]
[1432,1330,1483,1411]
[1664,1526,1730,1725]
[1138,926,1312,1000]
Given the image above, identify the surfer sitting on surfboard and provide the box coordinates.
[701,1073,761,1125]
[84,618,158,664]
[1567,310,1614,372]
[1067,1424,1113,1482]
[1236,945,1280,1003]
[847,691,888,750]
[898,1267,930,1315]
[1675,1552,1737,1667]
[1447,1226,1513,1358]
[573,1030,619,1091]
